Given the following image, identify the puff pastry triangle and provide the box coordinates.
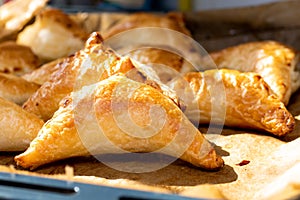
[202,41,300,105]
[170,69,295,136]
[22,32,136,121]
[15,75,223,170]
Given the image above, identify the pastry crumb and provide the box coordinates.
[236,160,250,166]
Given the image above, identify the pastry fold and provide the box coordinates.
[15,75,223,170]
[0,97,44,151]
[170,69,295,136]
[202,41,300,105]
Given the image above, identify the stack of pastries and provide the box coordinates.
[0,0,299,175]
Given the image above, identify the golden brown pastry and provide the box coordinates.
[22,57,68,85]
[127,48,194,78]
[170,69,294,136]
[129,48,183,72]
[16,8,89,61]
[0,0,48,40]
[202,41,300,105]
[15,74,223,170]
[0,72,40,105]
[0,41,40,75]
[0,97,44,151]
[102,12,191,39]
[22,32,135,121]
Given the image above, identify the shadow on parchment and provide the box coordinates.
[19,150,238,187]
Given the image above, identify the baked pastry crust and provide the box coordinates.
[22,55,76,120]
[0,41,40,75]
[171,69,294,136]
[0,72,40,105]
[129,48,183,72]
[0,97,44,151]
[15,75,223,170]
[17,8,89,61]
[203,41,300,105]
[22,32,135,121]
[127,48,194,77]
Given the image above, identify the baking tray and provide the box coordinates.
[0,171,204,200]
[1,1,300,200]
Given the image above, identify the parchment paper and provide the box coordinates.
[1,1,300,199]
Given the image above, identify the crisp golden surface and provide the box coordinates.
[203,41,300,105]
[172,69,294,136]
[15,75,223,170]
[22,55,77,120]
[0,41,40,75]
[0,97,44,151]
[0,72,40,105]
[22,32,135,121]
[17,8,89,61]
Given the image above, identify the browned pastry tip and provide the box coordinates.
[262,102,295,136]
